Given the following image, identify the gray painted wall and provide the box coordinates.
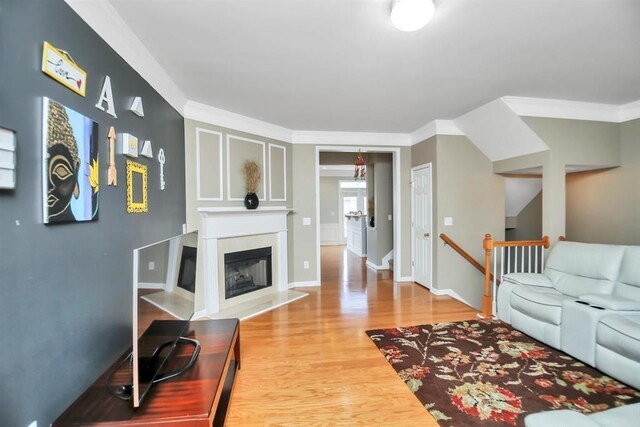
[0,1,185,425]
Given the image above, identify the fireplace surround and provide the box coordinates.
[197,207,292,315]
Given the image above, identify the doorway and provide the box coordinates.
[411,164,432,289]
[316,147,402,284]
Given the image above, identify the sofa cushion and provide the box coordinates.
[544,242,623,297]
[511,287,572,326]
[613,247,640,301]
[502,273,553,288]
[597,315,640,362]
[525,410,597,427]
[590,403,640,427]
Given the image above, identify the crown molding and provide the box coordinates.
[410,120,464,144]
[502,96,640,123]
[64,0,187,114]
[619,100,640,123]
[184,101,294,143]
[292,131,411,146]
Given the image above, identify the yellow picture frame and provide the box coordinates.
[126,160,148,214]
[41,42,88,97]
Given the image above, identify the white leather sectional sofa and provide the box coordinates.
[497,241,640,390]
[525,402,640,427]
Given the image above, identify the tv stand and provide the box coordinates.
[53,319,240,427]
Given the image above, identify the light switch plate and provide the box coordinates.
[444,217,453,226]
[303,217,311,225]
[388,214,392,221]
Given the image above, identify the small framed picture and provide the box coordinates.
[127,160,148,213]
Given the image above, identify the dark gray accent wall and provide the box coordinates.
[0,1,186,425]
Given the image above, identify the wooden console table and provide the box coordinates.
[54,319,240,426]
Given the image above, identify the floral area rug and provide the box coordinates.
[366,319,640,426]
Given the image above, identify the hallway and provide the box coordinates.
[226,245,478,426]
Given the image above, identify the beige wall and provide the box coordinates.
[506,191,542,241]
[494,118,621,241]
[369,154,393,266]
[566,118,640,244]
[183,119,293,231]
[436,135,504,309]
[290,145,318,282]
[411,135,504,309]
[319,177,342,224]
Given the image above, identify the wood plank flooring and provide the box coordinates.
[225,245,478,426]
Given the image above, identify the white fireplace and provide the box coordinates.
[198,207,293,316]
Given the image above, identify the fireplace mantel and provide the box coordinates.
[198,207,292,314]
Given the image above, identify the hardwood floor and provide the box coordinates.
[225,245,478,426]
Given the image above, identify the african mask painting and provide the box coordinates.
[42,98,99,224]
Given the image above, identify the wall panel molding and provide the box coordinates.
[226,134,266,201]
[268,143,287,201]
[196,128,223,201]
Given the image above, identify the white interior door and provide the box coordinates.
[412,165,432,288]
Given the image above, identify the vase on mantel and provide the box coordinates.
[244,192,259,210]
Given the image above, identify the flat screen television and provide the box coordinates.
[113,230,201,407]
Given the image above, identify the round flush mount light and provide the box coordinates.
[390,0,436,32]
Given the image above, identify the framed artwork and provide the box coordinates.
[41,42,87,97]
[126,160,148,213]
[42,97,99,224]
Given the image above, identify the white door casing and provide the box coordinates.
[411,164,432,288]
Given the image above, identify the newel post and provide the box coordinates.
[482,234,494,317]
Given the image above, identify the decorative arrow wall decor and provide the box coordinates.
[107,126,117,186]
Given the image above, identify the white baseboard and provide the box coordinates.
[430,287,474,308]
[382,250,394,266]
[396,275,414,282]
[289,280,320,288]
[137,282,165,290]
[366,260,389,270]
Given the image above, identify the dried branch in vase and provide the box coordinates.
[243,160,261,193]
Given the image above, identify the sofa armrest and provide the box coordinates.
[579,294,640,311]
[502,273,553,288]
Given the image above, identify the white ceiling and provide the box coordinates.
[105,0,640,133]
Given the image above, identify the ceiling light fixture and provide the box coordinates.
[354,151,366,180]
[390,0,436,32]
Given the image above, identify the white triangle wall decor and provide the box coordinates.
[130,97,144,117]
[140,140,153,158]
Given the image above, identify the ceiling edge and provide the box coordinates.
[184,101,294,143]
[65,0,187,114]
[292,131,411,146]
[503,96,640,123]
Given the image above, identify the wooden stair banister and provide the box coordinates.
[483,234,551,317]
[440,233,550,318]
[439,233,492,280]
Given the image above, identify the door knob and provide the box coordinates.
[424,233,430,237]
